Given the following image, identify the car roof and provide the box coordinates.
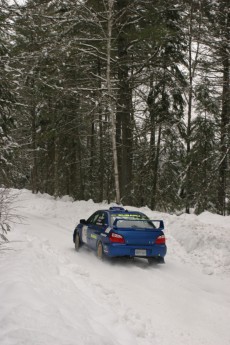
[101,207,144,215]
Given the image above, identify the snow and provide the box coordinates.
[0,189,230,345]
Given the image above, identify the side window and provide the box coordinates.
[87,213,99,224]
[104,213,108,226]
[95,212,107,226]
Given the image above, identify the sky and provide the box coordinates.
[0,189,230,345]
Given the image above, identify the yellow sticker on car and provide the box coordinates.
[116,214,146,219]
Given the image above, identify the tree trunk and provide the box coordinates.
[107,0,120,204]
[31,107,38,194]
[185,4,194,214]
[53,130,59,198]
[76,118,84,200]
[97,58,104,202]
[151,125,162,210]
[218,17,230,215]
[116,0,133,204]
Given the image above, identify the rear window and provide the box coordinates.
[110,213,155,229]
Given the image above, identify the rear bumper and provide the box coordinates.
[103,243,167,258]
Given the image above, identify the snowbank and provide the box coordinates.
[11,189,230,276]
[0,189,229,345]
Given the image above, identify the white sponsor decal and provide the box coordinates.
[82,225,88,243]
[105,227,111,233]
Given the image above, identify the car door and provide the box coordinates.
[85,212,100,249]
[81,212,98,246]
[88,212,108,250]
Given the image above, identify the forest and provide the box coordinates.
[0,0,229,215]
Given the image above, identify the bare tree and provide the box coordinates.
[0,189,21,243]
[106,0,120,204]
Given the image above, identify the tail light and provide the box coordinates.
[109,232,125,244]
[155,235,166,244]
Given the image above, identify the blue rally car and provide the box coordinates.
[73,207,167,264]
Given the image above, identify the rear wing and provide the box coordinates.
[113,218,164,230]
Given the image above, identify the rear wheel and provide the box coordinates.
[157,256,165,264]
[148,257,165,265]
[96,241,104,260]
[75,232,81,251]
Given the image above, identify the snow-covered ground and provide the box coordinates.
[0,189,230,345]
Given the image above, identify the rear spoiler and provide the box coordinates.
[153,220,164,230]
[113,218,164,230]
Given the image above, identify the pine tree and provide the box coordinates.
[0,0,19,187]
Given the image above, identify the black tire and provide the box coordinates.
[96,241,104,260]
[157,256,165,264]
[148,257,165,265]
[75,232,81,251]
[148,257,156,265]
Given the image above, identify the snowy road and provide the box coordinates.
[0,190,230,345]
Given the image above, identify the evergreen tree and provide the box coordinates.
[0,1,19,187]
[195,0,230,214]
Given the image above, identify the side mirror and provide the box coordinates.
[80,219,87,225]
